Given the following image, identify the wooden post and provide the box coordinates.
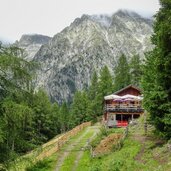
[144,122,147,135]
[125,125,129,137]
[144,110,147,135]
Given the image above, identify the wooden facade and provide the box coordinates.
[114,85,141,96]
[103,85,144,127]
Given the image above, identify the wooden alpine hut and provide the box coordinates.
[103,85,144,127]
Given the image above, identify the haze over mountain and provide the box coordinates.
[17,10,153,103]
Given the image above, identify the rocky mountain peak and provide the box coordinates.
[32,10,153,103]
[18,34,51,46]
[115,9,142,18]
[15,34,51,61]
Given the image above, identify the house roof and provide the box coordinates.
[113,84,141,95]
[104,94,143,100]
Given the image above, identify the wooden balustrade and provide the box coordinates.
[36,122,91,161]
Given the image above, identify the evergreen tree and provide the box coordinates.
[88,71,98,100]
[32,89,52,143]
[0,45,36,161]
[48,102,61,137]
[142,0,171,139]
[114,54,131,91]
[0,45,36,98]
[59,102,69,133]
[2,99,33,153]
[99,66,113,97]
[71,91,91,125]
[130,54,142,86]
[88,71,101,120]
[96,66,113,115]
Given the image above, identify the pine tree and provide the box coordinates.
[71,91,92,125]
[99,66,113,97]
[130,54,142,86]
[95,66,113,115]
[59,102,69,133]
[113,54,131,91]
[88,71,98,100]
[142,0,171,139]
[0,45,36,98]
[32,89,53,142]
[49,102,61,137]
[87,71,101,120]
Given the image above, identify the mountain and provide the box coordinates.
[15,34,51,61]
[31,10,153,103]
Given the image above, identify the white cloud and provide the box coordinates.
[0,0,160,42]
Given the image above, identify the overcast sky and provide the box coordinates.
[0,0,160,43]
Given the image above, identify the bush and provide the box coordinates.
[26,159,52,171]
[109,159,124,171]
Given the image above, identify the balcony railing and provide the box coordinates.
[104,104,144,113]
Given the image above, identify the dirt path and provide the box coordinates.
[133,134,146,163]
[55,124,101,171]
[72,125,100,171]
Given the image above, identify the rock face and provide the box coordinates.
[33,10,153,103]
[15,34,51,61]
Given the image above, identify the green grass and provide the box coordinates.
[76,137,141,171]
[76,151,91,171]
[77,136,170,171]
[24,121,171,171]
[60,152,77,171]
[25,153,58,171]
[76,120,171,171]
[60,130,94,171]
[25,127,92,171]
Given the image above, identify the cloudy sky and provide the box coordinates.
[0,0,160,43]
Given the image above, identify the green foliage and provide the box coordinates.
[99,66,113,97]
[142,0,171,139]
[0,45,62,163]
[71,91,92,126]
[113,54,131,91]
[0,45,36,98]
[59,102,70,132]
[88,71,102,119]
[88,71,98,101]
[26,155,56,171]
[130,54,142,86]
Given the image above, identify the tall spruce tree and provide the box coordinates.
[88,71,101,120]
[114,54,131,91]
[59,102,69,133]
[97,66,113,115]
[130,54,142,86]
[88,71,98,100]
[71,91,91,125]
[142,0,171,138]
[99,66,113,97]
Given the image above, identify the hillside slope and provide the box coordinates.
[27,121,171,171]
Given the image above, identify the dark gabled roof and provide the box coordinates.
[113,84,141,95]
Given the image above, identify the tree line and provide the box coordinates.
[142,0,171,139]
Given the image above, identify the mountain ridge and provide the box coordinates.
[17,10,153,103]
